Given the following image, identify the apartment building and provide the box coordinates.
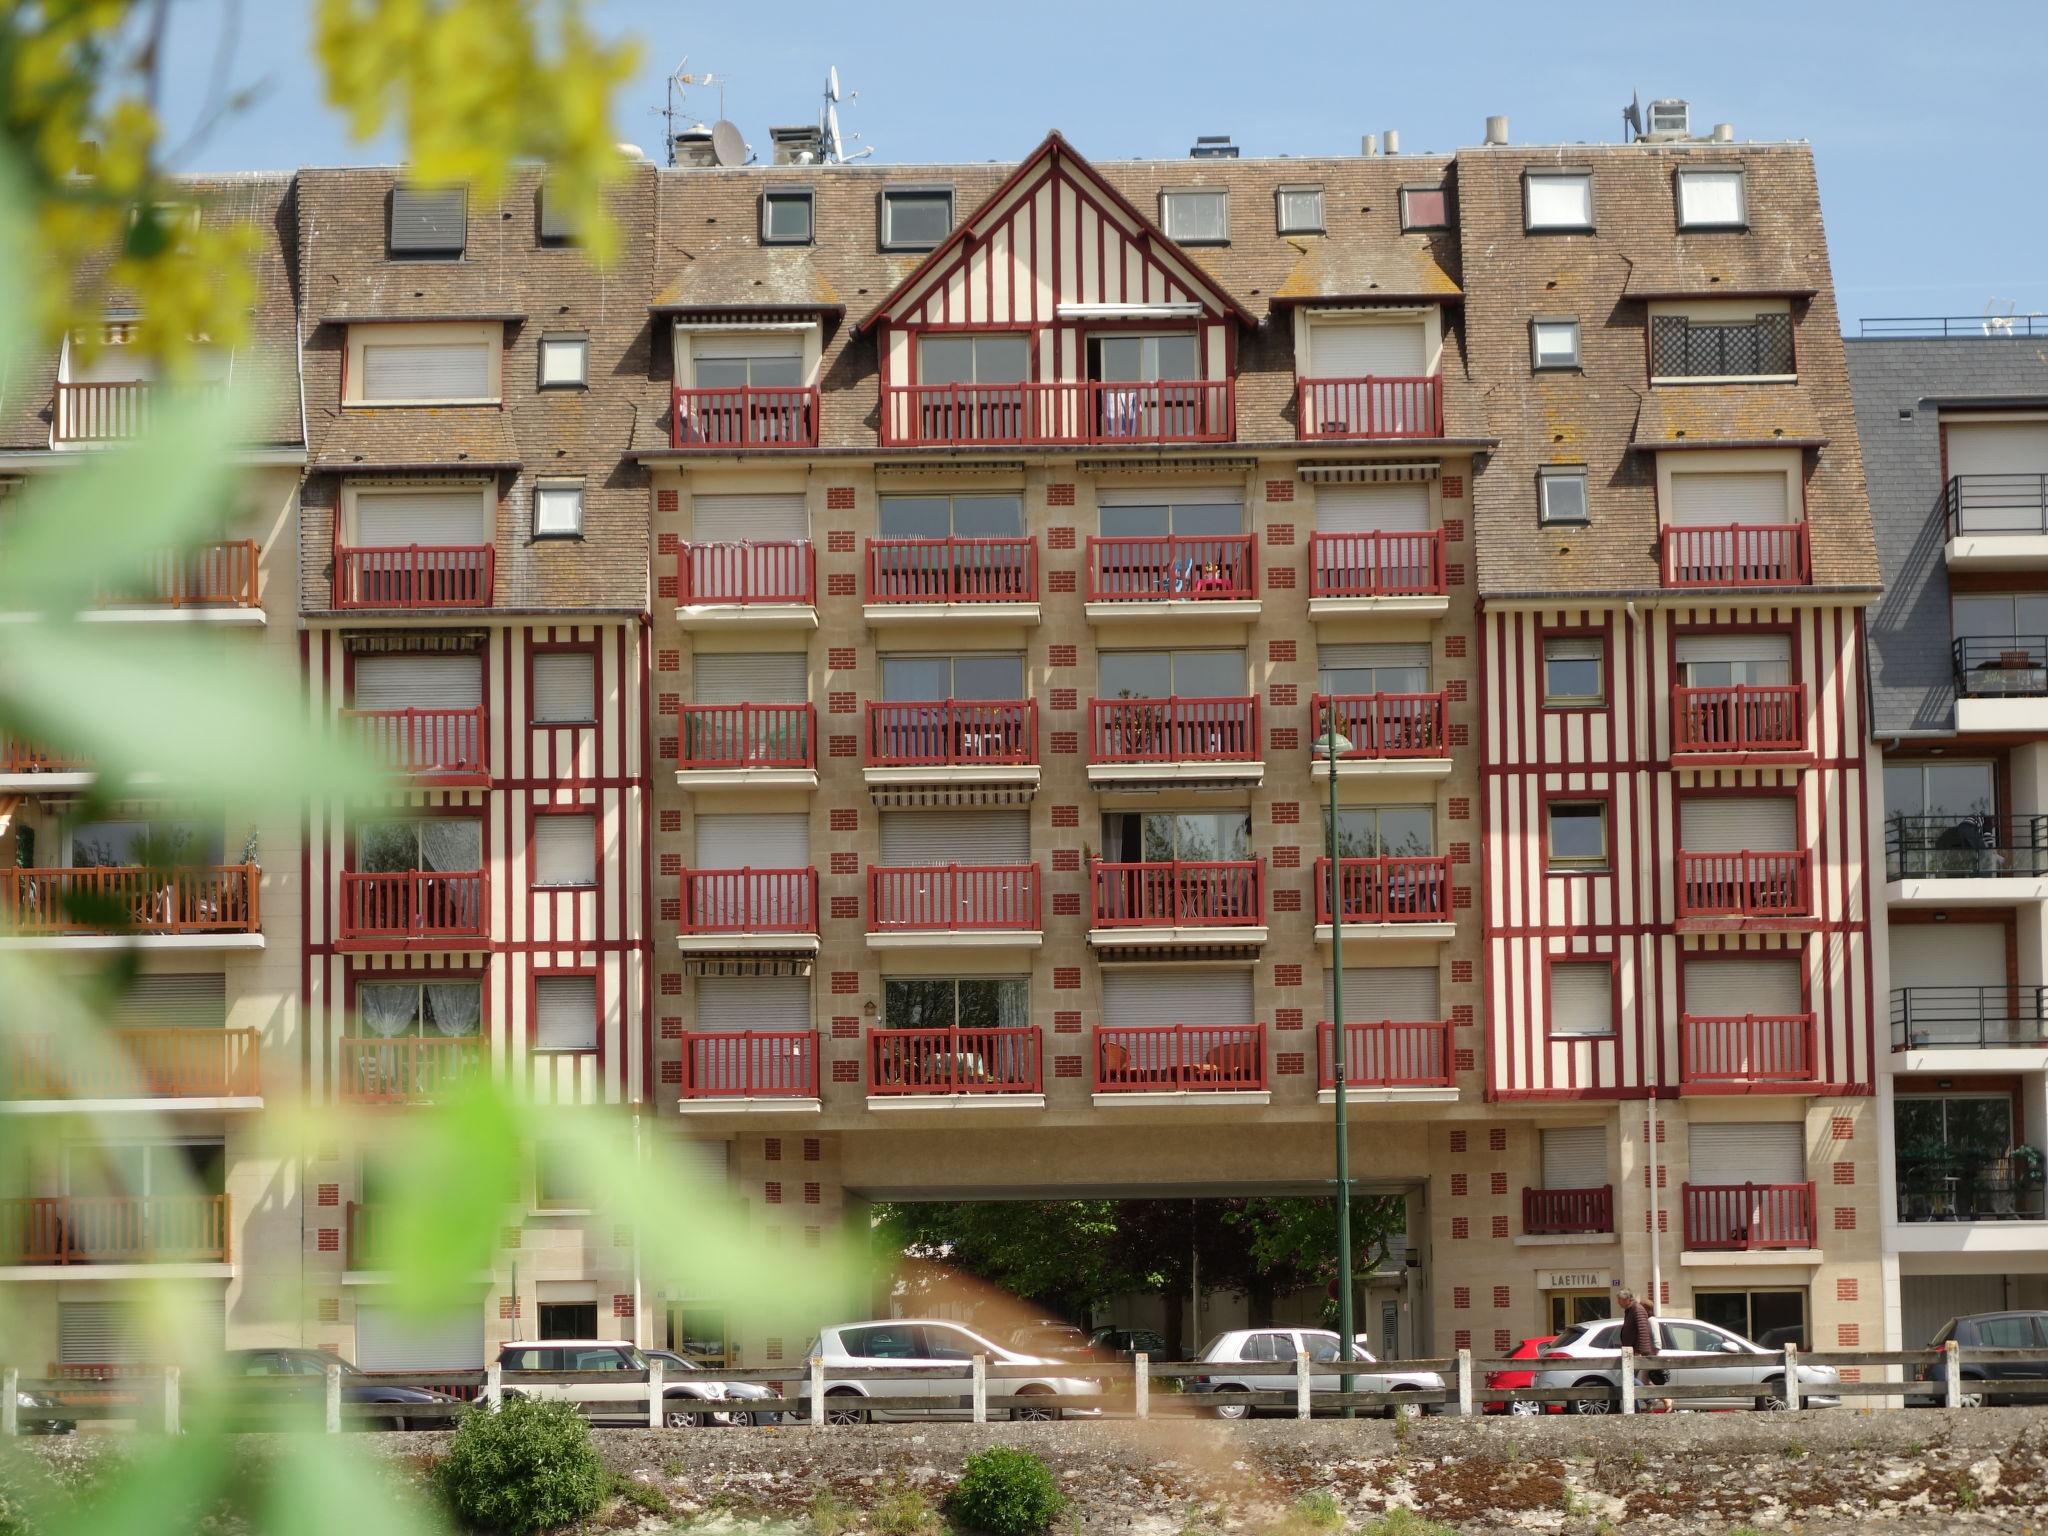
[1848,320,2048,1355]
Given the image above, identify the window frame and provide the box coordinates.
[535,179,577,246]
[345,321,501,407]
[1675,167,1749,232]
[880,974,1030,1031]
[346,969,487,1043]
[530,642,600,726]
[530,806,600,891]
[1530,317,1582,371]
[880,185,955,252]
[877,490,1026,541]
[1160,187,1230,246]
[1541,628,1609,711]
[1545,953,1620,1041]
[530,969,600,1058]
[533,478,585,541]
[762,187,816,246]
[1522,170,1595,234]
[1399,184,1450,232]
[1275,184,1325,235]
[388,186,467,258]
[1544,795,1612,873]
[1538,465,1591,526]
[537,333,589,390]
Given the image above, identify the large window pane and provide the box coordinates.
[881,657,952,701]
[1923,762,1996,818]
[917,336,975,386]
[1099,502,1171,538]
[883,977,956,1030]
[950,654,1024,699]
[1154,334,1199,380]
[1953,596,2016,638]
[1101,652,1172,699]
[950,494,1023,538]
[971,337,1029,384]
[1171,649,1246,698]
[359,821,422,873]
[1882,764,1926,819]
[879,496,953,540]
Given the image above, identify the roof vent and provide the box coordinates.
[1710,122,1735,143]
[1645,99,1691,140]
[1190,134,1239,159]
[1360,134,1379,157]
[1383,129,1401,155]
[671,126,718,169]
[769,125,824,165]
[1484,115,1509,146]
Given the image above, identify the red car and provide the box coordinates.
[1484,1335,1558,1415]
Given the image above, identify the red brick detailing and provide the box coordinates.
[658,692,680,717]
[1054,1056,1083,1078]
[829,735,857,758]
[613,1294,635,1317]
[657,648,679,671]
[764,1338,784,1363]
[1493,1329,1513,1355]
[318,1297,340,1323]
[1840,1368,1862,1383]
[1449,843,1471,865]
[1837,1277,1859,1302]
[1446,564,1466,586]
[1453,1286,1470,1309]
[803,1138,821,1162]
[804,1182,820,1205]
[1452,886,1473,909]
[1832,1162,1855,1186]
[1275,1008,1303,1030]
[1048,570,1076,593]
[1452,1005,1474,1029]
[1272,802,1300,825]
[830,809,858,832]
[764,1137,783,1161]
[1276,1052,1305,1075]
[658,736,678,759]
[831,1018,858,1040]
[1054,967,1081,990]
[660,1060,682,1084]
[1273,845,1300,869]
[828,647,856,671]
[1271,727,1299,753]
[1265,480,1296,503]
[1441,478,1464,502]
[660,973,682,996]
[1642,1210,1669,1233]
[1052,849,1080,872]
[317,1184,338,1207]
[1266,523,1296,549]
[1448,797,1471,822]
[826,573,856,597]
[1048,644,1077,667]
[1054,1012,1082,1034]
[1045,687,1075,711]
[1050,730,1078,754]
[1833,1207,1856,1231]
[658,490,679,513]
[1269,639,1296,663]
[660,809,682,833]
[1450,1131,1467,1153]
[1270,683,1298,708]
[1273,889,1301,913]
[1451,960,1474,983]
[1451,1218,1469,1240]
[830,896,858,920]
[1047,523,1076,547]
[830,852,858,875]
[1492,1215,1510,1239]
[1444,634,1466,659]
[765,1182,783,1204]
[1051,804,1080,828]
[659,898,681,923]
[657,576,679,600]
[317,1229,338,1253]
[1492,1286,1511,1310]
[1641,1120,1668,1143]
[1837,1323,1861,1348]
[827,530,855,553]
[1454,1329,1471,1350]
[832,1061,858,1083]
[500,1296,522,1320]
[658,533,680,558]
[1451,1173,1468,1197]
[1047,485,1076,508]
[1275,964,1303,987]
[1490,1171,1508,1197]
[826,486,856,510]
[1489,1127,1508,1153]
[1445,679,1468,703]
[1449,724,1470,747]
[1267,566,1295,590]
[660,852,682,876]
[1052,892,1081,916]
[830,971,859,995]
[1454,1048,1476,1072]
[504,1228,523,1250]
[828,691,856,714]
[1831,1115,1855,1140]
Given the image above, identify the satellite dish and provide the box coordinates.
[828,66,841,103]
[710,119,745,167]
[1623,90,1644,142]
[825,103,842,156]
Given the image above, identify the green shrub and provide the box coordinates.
[1289,1490,1345,1531]
[435,1397,609,1534]
[949,1447,1068,1536]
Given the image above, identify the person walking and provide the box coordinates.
[1616,1285,1672,1413]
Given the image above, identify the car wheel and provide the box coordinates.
[1506,1398,1545,1418]
[1009,1388,1059,1423]
[1568,1377,1615,1415]
[1957,1377,1987,1410]
[1207,1385,1253,1421]
[664,1398,704,1429]
[823,1390,867,1426]
[1385,1386,1422,1421]
[1756,1376,1792,1411]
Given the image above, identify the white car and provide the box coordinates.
[796,1319,1100,1423]
[1191,1328,1445,1419]
[1531,1315,1840,1413]
[498,1339,726,1427]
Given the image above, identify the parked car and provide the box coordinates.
[14,1386,73,1435]
[1918,1312,2048,1407]
[223,1348,462,1431]
[1484,1335,1559,1416]
[498,1339,718,1428]
[643,1349,779,1426]
[1007,1322,1094,1361]
[1088,1326,1169,1361]
[1532,1315,1840,1413]
[796,1319,1100,1423]
[1189,1328,1444,1419]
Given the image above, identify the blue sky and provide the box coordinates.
[163,0,2046,327]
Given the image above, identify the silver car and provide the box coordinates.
[1192,1328,1445,1419]
[1531,1315,1840,1413]
[796,1319,1101,1423]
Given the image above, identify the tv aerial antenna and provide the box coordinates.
[820,66,874,164]
[659,58,736,166]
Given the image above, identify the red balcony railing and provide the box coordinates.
[1307,530,1447,599]
[866,700,1036,767]
[333,545,494,610]
[679,868,818,935]
[53,380,225,444]
[1088,697,1260,763]
[865,538,1038,604]
[681,1030,820,1099]
[0,738,86,775]
[98,540,261,608]
[0,1028,260,1101]
[678,703,815,771]
[1311,693,1448,760]
[1296,375,1443,440]
[867,1026,1042,1095]
[342,706,487,778]
[678,541,816,606]
[1090,859,1264,928]
[1672,684,1807,756]
[1087,535,1256,602]
[1522,1186,1614,1236]
[1680,1013,1818,1086]
[672,385,819,450]
[881,379,1235,447]
[1094,1024,1266,1093]
[337,870,488,942]
[1676,850,1811,920]
[337,1036,481,1101]
[0,865,260,936]
[1313,856,1451,925]
[868,865,1041,932]
[1662,523,1811,588]
[0,1194,230,1264]
[1315,1020,1453,1088]
[1682,1181,1817,1251]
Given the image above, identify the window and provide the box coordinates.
[878,492,1023,540]
[1400,185,1449,231]
[882,976,1028,1030]
[881,187,953,250]
[355,978,482,1041]
[534,480,583,539]
[1538,466,1589,525]
[538,334,587,388]
[1098,647,1245,700]
[536,180,577,244]
[1317,642,1429,698]
[349,323,497,404]
[1161,189,1228,244]
[533,651,598,724]
[1531,318,1581,370]
[762,188,814,245]
[1547,801,1609,870]
[534,1140,591,1207]
[1676,632,1792,689]
[692,336,803,389]
[68,819,221,869]
[1882,760,1994,820]
[1543,636,1605,707]
[1327,806,1433,859]
[842,1324,921,1359]
[1694,1289,1807,1349]
[1973,1316,2046,1349]
[1277,186,1324,234]
[1676,168,1747,230]
[1088,333,1199,385]
[357,817,482,877]
[1101,810,1252,863]
[1096,496,1240,538]
[1549,960,1615,1038]
[534,974,598,1053]
[1659,1319,1736,1355]
[533,814,597,888]
[880,652,1025,701]
[1524,172,1593,232]
[916,334,1028,386]
[389,187,466,256]
[537,1304,599,1340]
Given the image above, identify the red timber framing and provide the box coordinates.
[857,132,1255,450]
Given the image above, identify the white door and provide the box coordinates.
[1683,957,1803,1017]
[1680,797,1797,853]
[694,813,809,867]
[1325,966,1439,1022]
[355,1303,486,1374]
[351,487,490,548]
[1311,322,1427,378]
[1688,1123,1804,1185]
[1669,472,1791,525]
[692,653,808,705]
[1540,1126,1607,1191]
[1314,484,1430,533]
[878,810,1030,866]
[1101,968,1254,1026]
[353,654,483,709]
[690,492,808,543]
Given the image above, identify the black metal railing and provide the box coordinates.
[1860,315,2048,338]
[1885,813,2048,879]
[1892,986,2048,1051]
[1650,313,1793,378]
[1897,1168,2047,1223]
[1954,636,2048,698]
[1945,474,2048,537]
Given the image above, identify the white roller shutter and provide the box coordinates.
[532,653,596,723]
[1684,957,1802,1017]
[353,654,483,710]
[60,1297,224,1365]
[1102,968,1254,1027]
[1311,322,1427,378]
[1688,1122,1804,1185]
[693,653,808,704]
[690,493,808,542]
[1550,963,1614,1036]
[678,1139,731,1190]
[116,973,226,1029]
[697,975,811,1031]
[879,810,1030,865]
[1946,421,2048,476]
[1669,471,1790,526]
[533,815,596,887]
[1314,484,1430,533]
[1889,923,2004,989]
[1680,797,1796,853]
[1674,634,1792,668]
[694,335,802,362]
[360,341,491,401]
[1325,966,1439,1022]
[351,488,490,547]
[355,1304,486,1373]
[1541,1126,1608,1190]
[1319,642,1432,671]
[534,975,597,1051]
[695,813,808,866]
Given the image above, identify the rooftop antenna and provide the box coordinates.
[659,58,731,166]
[820,66,875,164]
[1984,298,2019,338]
[1621,90,1644,143]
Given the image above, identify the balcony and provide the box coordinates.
[865,701,1038,801]
[676,868,819,954]
[1681,1181,1817,1252]
[1671,684,1809,764]
[867,1027,1043,1107]
[678,1030,820,1109]
[337,1036,482,1102]
[333,545,494,610]
[1674,850,1813,930]
[0,865,261,949]
[1954,637,2048,732]
[97,540,261,616]
[1314,1020,1455,1101]
[879,379,1234,449]
[676,704,816,789]
[342,706,488,783]
[1891,986,2048,1066]
[1678,1013,1820,1094]
[1085,535,1258,619]
[1086,697,1262,789]
[867,865,1041,948]
[1661,524,1811,589]
[1093,1024,1268,1103]
[1897,1162,2047,1225]
[336,871,488,949]
[1310,693,1451,780]
[0,1028,261,1106]
[1522,1186,1614,1238]
[1648,313,1795,382]
[0,1194,231,1265]
[1884,813,2048,906]
[1089,859,1266,950]
[1312,855,1454,941]
[0,738,91,790]
[53,379,224,445]
[1295,375,1443,442]
[671,385,819,451]
[1944,474,2048,569]
[863,538,1039,623]
[675,542,817,629]
[1306,530,1449,615]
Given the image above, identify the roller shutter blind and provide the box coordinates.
[1541,1126,1608,1190]
[388,188,466,253]
[879,810,1030,865]
[1314,484,1430,533]
[1945,422,2048,476]
[678,1139,731,1189]
[1101,968,1254,1027]
[352,654,483,710]
[1688,1122,1804,1185]
[60,1297,225,1365]
[1324,966,1439,1022]
[696,976,810,1031]
[116,974,227,1029]
[693,653,808,704]
[1549,962,1614,1037]
[694,335,802,361]
[690,493,808,542]
[1680,797,1796,853]
[1889,923,2004,989]
[359,342,491,402]
[1684,957,1802,1017]
[1673,634,1792,668]
[1669,471,1790,526]
[1311,323,1427,378]
[354,1304,485,1373]
[352,488,490,547]
[534,975,597,1051]
[533,815,596,887]
[1318,642,1432,671]
[532,653,596,723]
[695,813,808,866]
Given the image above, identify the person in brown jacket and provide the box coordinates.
[1615,1286,1672,1412]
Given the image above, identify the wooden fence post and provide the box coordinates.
[2,1369,17,1437]
[1295,1351,1311,1420]
[1456,1348,1473,1417]
[1944,1339,1962,1409]
[325,1362,342,1433]
[809,1356,826,1427]
[162,1365,181,1436]
[972,1355,988,1424]
[1133,1353,1149,1420]
[1618,1348,1635,1415]
[484,1362,502,1409]
[648,1357,664,1429]
[1782,1346,1801,1411]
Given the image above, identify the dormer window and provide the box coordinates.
[345,322,499,405]
[882,187,953,251]
[1161,188,1228,245]
[1524,171,1593,233]
[537,179,577,245]
[1399,185,1449,232]
[1276,186,1323,235]
[763,188,814,245]
[1538,466,1590,525]
[388,187,466,257]
[1676,168,1747,231]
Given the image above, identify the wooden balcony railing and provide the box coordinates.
[1662,523,1811,588]
[0,865,260,936]
[1090,859,1264,929]
[1672,684,1807,756]
[95,540,261,609]
[672,385,819,450]
[677,541,816,607]
[337,870,488,942]
[1680,1013,1818,1086]
[680,1030,819,1099]
[866,700,1035,767]
[1295,375,1443,440]
[53,380,225,444]
[1307,530,1447,599]
[1315,1020,1453,1088]
[341,706,487,777]
[0,1028,260,1101]
[333,546,494,610]
[337,1036,482,1101]
[864,538,1038,605]
[1682,1181,1817,1251]
[1086,535,1256,602]
[1088,697,1259,764]
[0,1194,230,1264]
[1094,1024,1266,1093]
[679,868,818,934]
[1676,850,1811,921]
[1311,693,1448,760]
[867,1026,1042,1095]
[0,739,86,775]
[1522,1186,1614,1236]
[1313,855,1451,925]
[678,703,815,771]
[881,379,1235,447]
[868,865,1041,932]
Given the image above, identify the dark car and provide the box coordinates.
[224,1348,463,1430]
[13,1385,74,1435]
[1920,1313,2048,1406]
[1088,1327,1169,1361]
[643,1349,780,1427]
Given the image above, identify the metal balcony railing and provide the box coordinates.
[678,868,818,935]
[1884,813,2048,880]
[1896,1165,2048,1222]
[1522,1186,1614,1236]
[1087,697,1259,763]
[0,865,260,936]
[680,1030,819,1099]
[1087,535,1256,603]
[1674,850,1811,920]
[341,706,487,778]
[1311,693,1448,760]
[1090,860,1263,928]
[866,700,1035,767]
[1672,684,1807,755]
[1313,855,1451,925]
[337,870,488,942]
[1679,1013,1818,1085]
[333,545,494,610]
[1954,636,2048,698]
[677,541,815,606]
[1662,523,1810,588]
[867,865,1041,932]
[677,704,815,772]
[1682,1182,1816,1251]
[1891,986,2048,1050]
[1945,473,2048,537]
[880,379,1235,447]
[671,385,818,449]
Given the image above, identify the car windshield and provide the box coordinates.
[1553,1322,1613,1349]
[1197,1333,1233,1360]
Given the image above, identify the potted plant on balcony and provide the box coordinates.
[2011,1143,2046,1219]
[1112,689,1167,759]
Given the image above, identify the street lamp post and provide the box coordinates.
[1322,706,1355,1416]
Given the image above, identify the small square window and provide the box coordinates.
[534,813,597,888]
[389,187,467,256]
[763,188,815,245]
[1549,961,1616,1038]
[1539,467,1590,525]
[1161,188,1229,244]
[1543,636,1605,707]
[534,480,584,539]
[1524,172,1593,232]
[1531,319,1580,370]
[535,975,598,1057]
[882,188,953,251]
[1277,186,1324,234]
[1677,169,1747,230]
[1547,801,1609,870]
[537,180,577,245]
[1400,185,1449,231]
[533,652,597,723]
[538,334,587,388]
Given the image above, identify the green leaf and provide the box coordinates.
[262,1427,442,1536]
[371,1080,525,1313]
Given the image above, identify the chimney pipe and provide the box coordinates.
[1711,123,1734,143]
[1383,129,1400,156]
[1360,134,1379,157]
[1484,115,1509,146]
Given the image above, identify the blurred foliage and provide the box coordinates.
[435,1397,607,1534]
